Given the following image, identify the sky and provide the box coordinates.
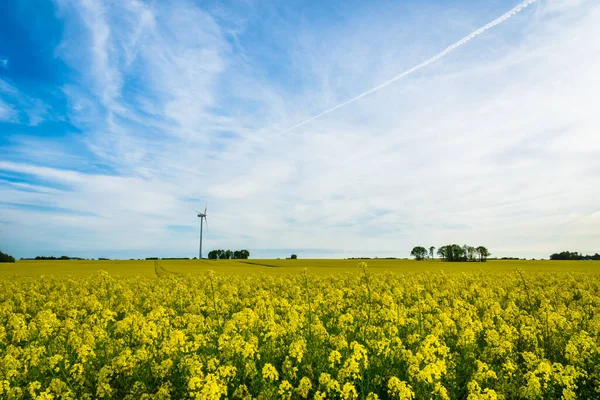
[0,0,599,260]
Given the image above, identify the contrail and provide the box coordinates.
[282,0,539,133]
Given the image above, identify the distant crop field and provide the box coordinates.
[0,258,596,277]
[1,259,599,398]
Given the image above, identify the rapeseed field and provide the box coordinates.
[1,260,599,398]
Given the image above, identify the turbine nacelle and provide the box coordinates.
[196,204,208,218]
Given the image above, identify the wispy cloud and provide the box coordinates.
[0,99,16,122]
[1,0,599,258]
[0,78,51,126]
[282,0,540,133]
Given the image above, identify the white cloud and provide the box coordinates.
[1,0,600,258]
[0,99,16,122]
[0,79,51,125]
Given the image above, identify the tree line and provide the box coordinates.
[207,249,250,260]
[550,251,600,261]
[411,244,490,262]
[0,250,15,263]
[21,256,86,260]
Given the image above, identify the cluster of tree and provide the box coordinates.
[411,245,490,262]
[22,257,109,261]
[410,246,436,261]
[410,246,437,261]
[207,249,250,260]
[0,250,15,263]
[550,251,600,261]
[288,254,298,259]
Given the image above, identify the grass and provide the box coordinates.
[0,258,596,277]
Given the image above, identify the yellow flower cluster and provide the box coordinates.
[0,267,599,398]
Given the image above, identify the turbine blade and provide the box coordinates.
[204,203,207,214]
[204,216,208,229]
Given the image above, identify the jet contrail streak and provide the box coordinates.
[282,0,539,133]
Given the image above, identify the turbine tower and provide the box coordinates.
[196,204,208,259]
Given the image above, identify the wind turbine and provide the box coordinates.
[196,204,208,259]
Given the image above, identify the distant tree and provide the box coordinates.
[438,244,468,262]
[437,246,448,261]
[290,254,297,259]
[476,246,490,262]
[462,245,470,262]
[443,244,461,262]
[550,251,583,261]
[550,251,600,260]
[429,246,435,260]
[458,245,467,262]
[208,249,250,260]
[0,250,15,263]
[466,246,476,262]
[410,246,428,261]
[435,244,491,262]
[208,250,219,260]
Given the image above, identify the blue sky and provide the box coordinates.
[1,0,599,259]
